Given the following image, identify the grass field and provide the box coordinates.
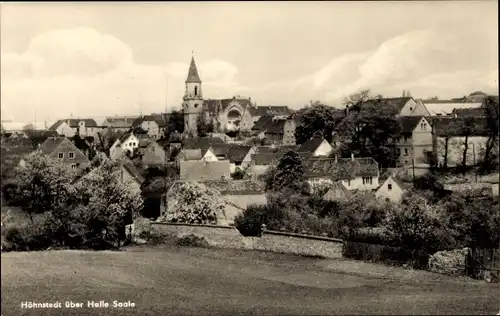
[2,246,500,315]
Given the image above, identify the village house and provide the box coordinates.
[138,139,167,167]
[322,181,351,201]
[296,136,333,157]
[304,156,380,193]
[179,160,231,181]
[247,151,312,178]
[160,179,266,225]
[131,113,170,140]
[431,116,491,168]
[48,118,101,139]
[208,144,254,173]
[355,95,431,117]
[375,176,411,203]
[77,158,145,194]
[40,136,91,170]
[392,116,433,166]
[100,116,139,133]
[109,131,152,161]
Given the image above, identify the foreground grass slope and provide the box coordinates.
[2,247,499,315]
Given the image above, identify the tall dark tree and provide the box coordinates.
[164,110,185,139]
[196,115,214,137]
[294,102,344,144]
[481,96,499,170]
[337,94,402,168]
[265,151,308,193]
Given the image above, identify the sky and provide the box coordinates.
[1,1,498,124]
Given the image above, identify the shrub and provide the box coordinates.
[177,234,210,248]
[2,218,52,252]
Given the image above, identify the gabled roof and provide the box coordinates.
[200,180,264,194]
[432,117,490,137]
[296,136,326,153]
[390,176,412,190]
[264,119,286,134]
[183,137,224,150]
[132,113,170,128]
[180,149,203,160]
[251,152,312,166]
[358,97,413,112]
[122,159,145,185]
[251,115,273,131]
[255,146,278,155]
[452,108,487,117]
[186,56,201,83]
[423,102,482,116]
[48,119,98,131]
[303,157,379,180]
[208,144,252,163]
[398,116,425,134]
[102,116,139,128]
[180,160,231,181]
[40,137,66,154]
[250,106,292,117]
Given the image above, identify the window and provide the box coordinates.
[385,198,390,202]
[396,148,401,155]
[194,104,199,108]
[58,153,64,159]
[404,148,408,156]
[362,177,372,185]
[403,136,409,142]
[194,86,198,96]
[420,122,427,130]
[68,152,75,159]
[409,107,413,111]
[347,180,351,186]
[388,183,392,191]
[71,164,77,169]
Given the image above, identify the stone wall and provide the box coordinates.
[149,223,343,259]
[151,223,247,249]
[253,230,343,259]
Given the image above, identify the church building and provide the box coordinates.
[182,56,292,136]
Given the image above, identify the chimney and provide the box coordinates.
[351,153,354,161]
[402,90,406,97]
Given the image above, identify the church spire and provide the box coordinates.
[185,56,201,83]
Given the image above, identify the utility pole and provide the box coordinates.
[164,74,169,218]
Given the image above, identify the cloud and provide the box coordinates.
[1,27,245,122]
[257,28,498,106]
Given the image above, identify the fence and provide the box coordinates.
[343,240,430,269]
[465,247,500,282]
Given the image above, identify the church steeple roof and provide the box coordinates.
[185,56,201,83]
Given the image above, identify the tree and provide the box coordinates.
[294,102,344,144]
[264,151,308,193]
[159,181,227,225]
[22,123,36,135]
[337,94,402,168]
[196,114,214,137]
[164,110,184,139]
[74,159,143,247]
[14,151,78,224]
[342,90,381,107]
[481,96,500,171]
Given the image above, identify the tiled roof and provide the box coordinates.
[432,117,490,137]
[179,160,231,181]
[275,145,299,154]
[40,137,66,155]
[303,157,379,180]
[251,152,312,166]
[199,180,264,194]
[296,136,325,153]
[208,144,252,163]
[131,113,169,128]
[183,137,224,150]
[423,102,482,116]
[122,159,145,184]
[264,119,286,134]
[48,118,98,130]
[398,116,424,134]
[255,146,279,155]
[180,149,202,160]
[452,108,487,117]
[251,106,291,117]
[323,181,351,199]
[390,176,412,190]
[251,115,273,131]
[103,116,139,128]
[358,97,412,112]
[186,56,201,83]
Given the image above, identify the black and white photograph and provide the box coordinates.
[1,1,499,315]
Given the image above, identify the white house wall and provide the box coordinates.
[313,140,334,156]
[341,176,379,191]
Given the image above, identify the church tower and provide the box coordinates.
[183,55,203,136]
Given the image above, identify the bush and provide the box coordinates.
[343,240,430,269]
[177,234,210,248]
[2,219,52,252]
